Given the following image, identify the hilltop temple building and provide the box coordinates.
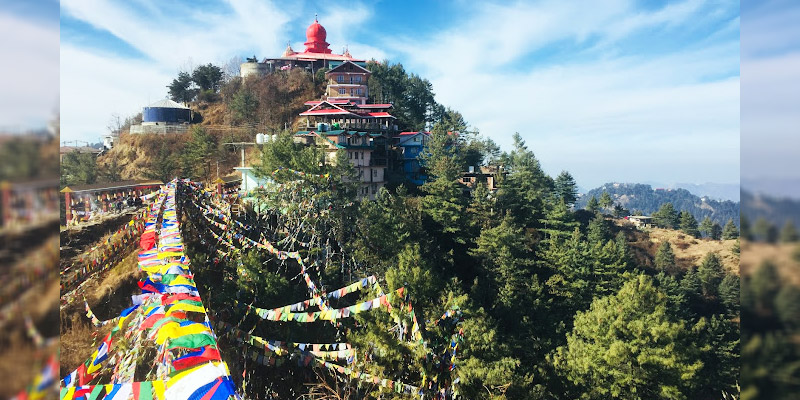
[240,17,366,78]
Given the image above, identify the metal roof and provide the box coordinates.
[145,99,190,109]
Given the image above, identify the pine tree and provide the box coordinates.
[780,220,799,243]
[654,241,676,273]
[681,266,702,299]
[585,195,600,213]
[721,218,739,240]
[718,274,740,317]
[540,197,579,243]
[710,222,723,240]
[552,275,703,399]
[420,130,468,243]
[679,211,700,238]
[653,203,680,229]
[587,212,610,246]
[180,126,218,181]
[598,191,613,212]
[612,204,628,218]
[467,181,496,233]
[497,133,553,228]
[697,252,724,297]
[699,216,714,238]
[554,170,578,207]
[740,213,753,240]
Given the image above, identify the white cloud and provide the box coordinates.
[0,12,59,130]
[60,45,173,140]
[60,0,387,142]
[385,0,739,187]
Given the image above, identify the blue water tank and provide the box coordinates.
[142,99,192,123]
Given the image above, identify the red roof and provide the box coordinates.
[365,112,394,118]
[299,109,354,116]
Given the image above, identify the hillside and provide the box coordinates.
[616,219,739,274]
[96,125,257,181]
[741,189,800,227]
[577,182,739,226]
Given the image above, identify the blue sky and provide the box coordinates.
[740,0,800,196]
[59,0,740,189]
[0,0,59,132]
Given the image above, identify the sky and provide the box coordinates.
[59,0,740,189]
[0,0,59,132]
[740,0,800,197]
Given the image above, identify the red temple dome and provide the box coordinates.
[304,16,331,54]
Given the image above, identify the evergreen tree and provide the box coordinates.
[697,252,724,297]
[420,130,468,244]
[229,89,259,124]
[614,231,632,270]
[654,241,676,273]
[192,63,224,92]
[612,204,628,218]
[587,212,610,246]
[691,315,740,398]
[497,133,553,228]
[780,220,799,243]
[168,71,197,103]
[653,203,680,229]
[470,214,535,314]
[145,142,176,183]
[467,181,496,233]
[754,217,778,243]
[60,150,98,186]
[740,213,753,240]
[180,126,218,181]
[679,211,700,238]
[552,275,703,399]
[585,195,600,213]
[710,222,723,240]
[718,274,740,317]
[775,285,800,329]
[540,197,579,243]
[699,216,714,238]
[554,170,578,207]
[598,191,613,211]
[721,218,739,239]
[681,266,702,300]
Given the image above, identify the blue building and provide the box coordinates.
[397,131,430,186]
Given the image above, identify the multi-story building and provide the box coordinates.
[324,61,371,104]
[396,131,430,186]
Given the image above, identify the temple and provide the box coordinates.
[241,17,366,78]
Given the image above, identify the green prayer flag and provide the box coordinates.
[167,333,217,350]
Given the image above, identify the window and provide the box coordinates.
[336,75,344,83]
[351,75,362,84]
[372,169,377,177]
[339,88,346,95]
[355,88,363,96]
[361,152,364,159]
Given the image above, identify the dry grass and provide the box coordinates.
[60,247,142,376]
[617,220,739,274]
[740,241,800,284]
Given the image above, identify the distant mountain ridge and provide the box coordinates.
[741,190,800,227]
[576,183,740,226]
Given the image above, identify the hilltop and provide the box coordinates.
[617,219,739,274]
[577,182,739,226]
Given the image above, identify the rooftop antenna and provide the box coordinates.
[315,13,318,22]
